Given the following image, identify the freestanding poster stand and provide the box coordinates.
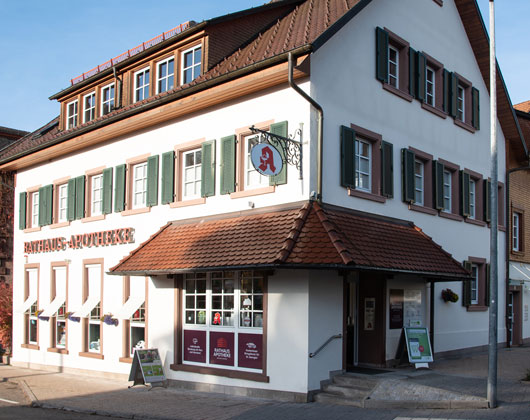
[128,348,167,389]
[403,327,433,369]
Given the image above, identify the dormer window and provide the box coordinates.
[83,92,96,123]
[181,45,201,84]
[67,100,78,129]
[157,57,174,94]
[134,68,150,102]
[101,83,115,116]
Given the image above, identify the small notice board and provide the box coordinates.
[129,348,166,388]
[404,327,433,367]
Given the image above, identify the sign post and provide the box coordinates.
[128,348,166,389]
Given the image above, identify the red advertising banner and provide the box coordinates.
[238,333,263,370]
[209,331,234,366]
[183,330,206,363]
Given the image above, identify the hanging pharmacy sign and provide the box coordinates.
[24,227,135,254]
[250,143,283,176]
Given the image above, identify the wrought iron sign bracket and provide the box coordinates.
[249,124,303,179]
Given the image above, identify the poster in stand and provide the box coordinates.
[128,348,167,388]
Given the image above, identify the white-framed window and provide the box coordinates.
[513,212,521,252]
[388,45,399,88]
[184,273,207,325]
[181,45,201,85]
[130,303,146,356]
[355,138,371,192]
[183,149,202,199]
[442,170,452,212]
[56,303,67,348]
[31,191,39,228]
[57,184,68,223]
[414,160,424,205]
[457,85,465,121]
[471,264,479,305]
[101,83,115,116]
[88,303,101,353]
[91,174,103,216]
[67,100,78,129]
[425,66,435,106]
[244,134,268,189]
[27,302,38,345]
[469,179,476,219]
[134,68,150,102]
[157,57,174,93]
[132,162,148,209]
[83,92,96,123]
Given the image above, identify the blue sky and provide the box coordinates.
[1,0,528,133]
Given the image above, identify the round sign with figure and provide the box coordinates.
[250,143,283,176]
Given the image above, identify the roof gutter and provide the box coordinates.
[1,45,312,168]
[288,51,323,204]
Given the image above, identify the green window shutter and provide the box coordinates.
[401,148,415,203]
[220,135,236,195]
[460,170,470,217]
[102,168,113,215]
[484,179,491,223]
[147,155,159,207]
[416,52,426,102]
[375,27,389,83]
[201,141,216,197]
[38,185,52,226]
[450,72,459,118]
[38,186,45,226]
[75,176,85,220]
[381,140,393,198]
[340,125,356,188]
[472,87,480,130]
[433,160,444,210]
[485,263,490,307]
[19,192,27,230]
[269,121,288,186]
[67,178,76,221]
[114,164,126,212]
[443,69,451,114]
[462,260,472,306]
[161,151,175,204]
[408,47,417,98]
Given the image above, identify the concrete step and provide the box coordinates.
[322,383,370,399]
[332,374,378,390]
[313,391,365,407]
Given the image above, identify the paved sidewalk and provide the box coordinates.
[1,345,530,420]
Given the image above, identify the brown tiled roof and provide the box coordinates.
[0,118,59,160]
[110,201,469,280]
[514,101,530,114]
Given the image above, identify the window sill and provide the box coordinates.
[50,221,70,229]
[230,186,275,199]
[497,225,506,232]
[348,188,386,203]
[121,207,151,216]
[454,119,476,133]
[170,363,269,383]
[119,357,133,364]
[409,204,437,215]
[421,102,447,119]
[170,197,206,208]
[439,211,463,222]
[511,250,525,257]
[81,214,106,223]
[21,344,39,350]
[47,347,68,354]
[382,83,413,102]
[464,218,487,227]
[79,351,104,360]
[466,305,488,312]
[23,227,41,233]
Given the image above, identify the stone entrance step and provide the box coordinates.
[313,374,378,407]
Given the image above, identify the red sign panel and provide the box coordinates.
[238,333,263,370]
[183,330,206,363]
[209,331,234,366]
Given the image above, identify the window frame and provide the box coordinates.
[156,55,175,94]
[512,208,524,253]
[79,259,104,359]
[54,180,69,226]
[414,159,425,206]
[82,167,106,221]
[406,148,436,215]
[21,264,40,350]
[180,44,202,85]
[66,99,78,129]
[463,168,486,226]
[380,28,413,102]
[134,67,150,103]
[464,256,488,311]
[121,153,158,216]
[170,139,208,207]
[182,148,202,200]
[48,263,69,354]
[100,82,115,116]
[83,91,96,123]
[420,53,446,118]
[437,159,462,221]
[120,276,148,363]
[132,161,148,209]
[452,73,475,132]
[31,190,40,229]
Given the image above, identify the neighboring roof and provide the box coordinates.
[514,102,530,151]
[454,0,527,161]
[110,201,469,280]
[0,126,29,152]
[514,101,530,114]
[0,118,59,160]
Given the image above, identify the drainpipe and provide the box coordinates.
[113,66,123,109]
[505,159,530,347]
[288,52,324,204]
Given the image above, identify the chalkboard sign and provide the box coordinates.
[129,348,166,387]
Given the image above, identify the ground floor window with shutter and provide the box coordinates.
[20,266,39,349]
[119,276,147,362]
[117,154,159,215]
[42,264,68,353]
[174,271,267,381]
[463,257,489,311]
